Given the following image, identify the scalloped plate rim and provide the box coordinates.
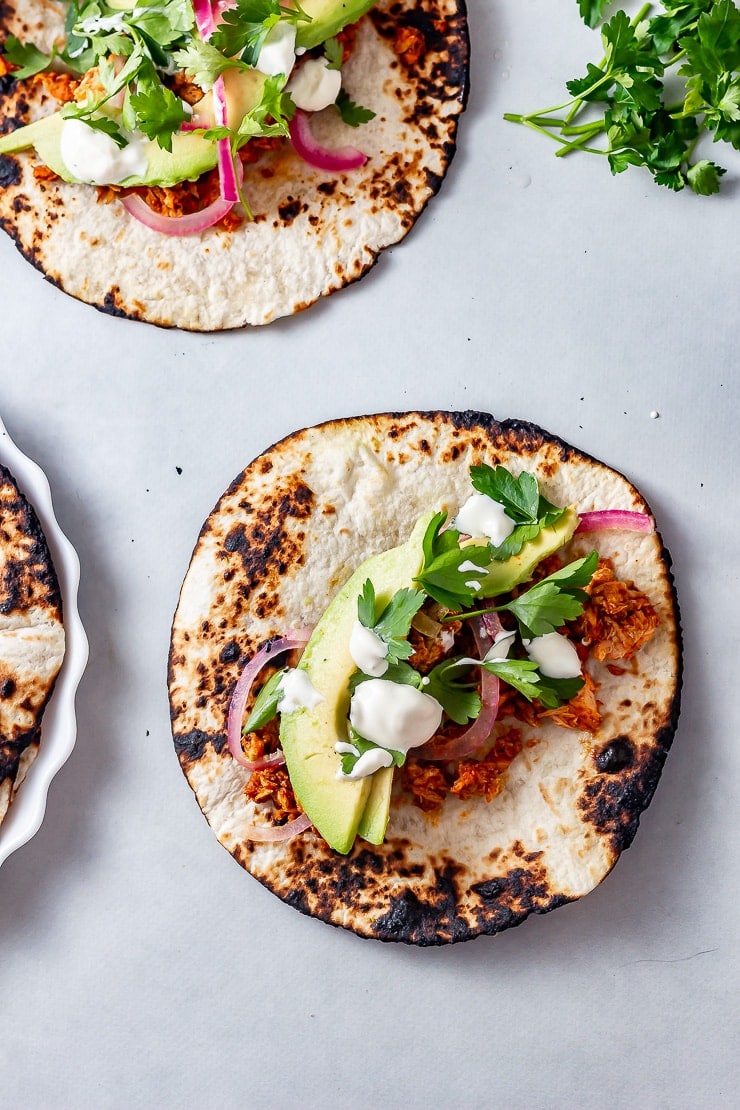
[0,415,88,867]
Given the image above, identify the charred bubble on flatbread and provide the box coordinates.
[168,412,682,945]
[0,463,65,827]
[0,0,468,330]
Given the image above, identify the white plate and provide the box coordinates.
[0,417,88,866]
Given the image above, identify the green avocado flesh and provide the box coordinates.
[477,507,580,597]
[296,0,378,50]
[0,111,218,187]
[279,513,434,855]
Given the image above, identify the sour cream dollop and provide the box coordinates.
[524,632,582,679]
[278,669,324,712]
[337,746,393,781]
[286,57,342,112]
[452,495,514,546]
[349,620,389,677]
[256,21,297,77]
[349,678,443,755]
[453,493,516,546]
[60,118,147,184]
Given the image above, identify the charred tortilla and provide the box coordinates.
[0,0,468,330]
[0,462,65,827]
[168,412,682,945]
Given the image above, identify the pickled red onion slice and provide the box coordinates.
[120,153,244,236]
[576,510,654,533]
[424,616,501,761]
[289,109,367,172]
[243,811,312,843]
[227,630,311,771]
[121,193,235,235]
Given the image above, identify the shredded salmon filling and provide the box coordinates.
[576,558,659,661]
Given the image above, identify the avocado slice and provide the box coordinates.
[0,67,269,188]
[279,512,434,855]
[356,764,394,844]
[0,111,219,186]
[296,0,378,51]
[476,507,580,598]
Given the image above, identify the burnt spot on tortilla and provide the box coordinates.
[0,153,20,187]
[596,736,634,773]
[278,196,304,223]
[173,728,225,764]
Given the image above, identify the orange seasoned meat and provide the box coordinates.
[408,621,461,673]
[540,671,601,733]
[33,164,60,183]
[32,71,80,103]
[577,558,659,661]
[451,729,524,801]
[394,25,426,66]
[402,762,448,812]
[244,765,303,822]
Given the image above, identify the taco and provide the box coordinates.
[0,0,468,330]
[168,411,681,945]
[0,462,65,828]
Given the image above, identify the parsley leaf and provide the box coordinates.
[505,0,739,194]
[129,81,190,151]
[469,464,566,559]
[356,580,425,666]
[324,36,344,70]
[496,552,599,639]
[335,89,376,126]
[483,658,585,708]
[579,0,611,28]
[414,513,492,610]
[2,35,53,78]
[423,658,482,725]
[174,39,242,89]
[210,0,310,68]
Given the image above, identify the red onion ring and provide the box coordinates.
[120,156,244,236]
[243,811,312,843]
[289,109,367,172]
[120,192,234,234]
[227,629,311,771]
[424,616,501,761]
[576,510,654,533]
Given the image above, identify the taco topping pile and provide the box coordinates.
[228,462,660,854]
[0,0,383,233]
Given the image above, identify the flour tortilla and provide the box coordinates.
[0,0,468,330]
[0,463,65,827]
[168,412,682,944]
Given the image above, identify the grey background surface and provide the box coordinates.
[1,1,738,1106]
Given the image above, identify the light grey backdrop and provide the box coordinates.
[1,1,737,1106]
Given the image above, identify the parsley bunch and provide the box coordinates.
[505,0,740,194]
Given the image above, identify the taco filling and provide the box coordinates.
[168,412,681,945]
[226,463,661,854]
[0,1,469,327]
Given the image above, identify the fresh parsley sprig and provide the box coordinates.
[209,0,311,68]
[452,552,599,638]
[414,512,492,611]
[469,464,566,560]
[505,0,740,194]
[357,580,426,665]
[497,551,599,638]
[482,658,585,708]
